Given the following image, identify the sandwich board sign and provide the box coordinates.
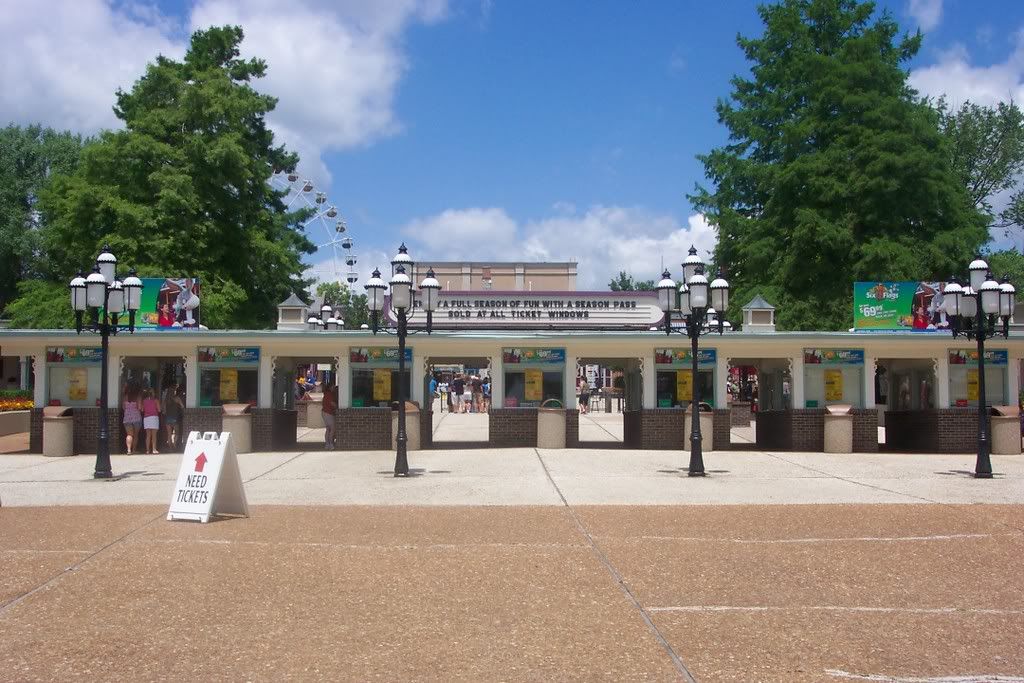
[167,431,249,523]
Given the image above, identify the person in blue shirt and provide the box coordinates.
[428,375,438,409]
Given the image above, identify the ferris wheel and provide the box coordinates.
[269,170,358,285]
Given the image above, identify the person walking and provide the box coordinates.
[161,381,183,451]
[578,376,590,415]
[428,374,438,412]
[122,382,143,454]
[322,381,338,449]
[141,388,161,454]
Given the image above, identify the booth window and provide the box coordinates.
[503,371,563,407]
[199,368,258,406]
[351,370,411,407]
[655,370,714,408]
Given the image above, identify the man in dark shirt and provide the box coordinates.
[451,375,466,413]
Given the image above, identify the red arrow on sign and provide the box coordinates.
[194,452,208,472]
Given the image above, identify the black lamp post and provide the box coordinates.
[943,258,1015,478]
[68,245,143,479]
[364,244,441,476]
[655,245,730,477]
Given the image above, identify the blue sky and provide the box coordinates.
[4,1,1024,289]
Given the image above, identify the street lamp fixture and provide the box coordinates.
[655,245,730,477]
[943,258,1015,478]
[365,245,441,476]
[68,245,143,479]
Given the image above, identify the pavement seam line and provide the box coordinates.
[243,451,308,483]
[0,510,167,616]
[582,415,624,442]
[647,605,1024,615]
[532,447,697,683]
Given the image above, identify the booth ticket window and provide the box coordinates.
[45,347,102,407]
[351,369,411,407]
[653,348,716,408]
[197,347,259,407]
[348,346,413,407]
[501,347,566,407]
[948,349,1007,407]
[802,348,864,408]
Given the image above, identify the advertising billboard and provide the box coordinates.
[853,282,947,331]
[135,278,202,329]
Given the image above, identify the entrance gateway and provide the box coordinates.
[5,289,1022,454]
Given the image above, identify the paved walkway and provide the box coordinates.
[2,447,1022,681]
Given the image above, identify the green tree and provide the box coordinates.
[986,249,1024,288]
[937,99,1024,237]
[315,281,369,329]
[0,125,85,312]
[691,0,987,330]
[28,26,314,329]
[608,271,655,291]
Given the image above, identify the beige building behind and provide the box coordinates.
[409,262,577,292]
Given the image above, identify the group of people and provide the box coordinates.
[432,374,490,413]
[121,380,184,454]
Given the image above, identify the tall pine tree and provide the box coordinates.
[32,26,314,329]
[691,0,987,330]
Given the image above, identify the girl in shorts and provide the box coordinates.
[122,383,143,454]
[141,388,161,454]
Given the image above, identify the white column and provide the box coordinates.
[107,354,121,408]
[184,349,198,408]
[564,352,577,409]
[791,355,805,409]
[411,353,425,406]
[863,355,876,407]
[936,354,950,408]
[715,353,728,408]
[642,351,656,408]
[258,352,273,408]
[489,352,503,407]
[32,353,45,407]
[337,353,351,408]
[20,356,30,390]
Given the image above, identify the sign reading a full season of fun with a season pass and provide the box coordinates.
[167,431,249,523]
[390,292,665,329]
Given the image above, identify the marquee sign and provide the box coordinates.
[390,291,665,329]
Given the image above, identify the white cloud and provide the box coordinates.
[907,0,943,32]
[0,1,183,132]
[0,0,447,185]
[910,32,1024,106]
[399,205,718,290]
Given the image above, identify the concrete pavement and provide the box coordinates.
[1,445,1022,507]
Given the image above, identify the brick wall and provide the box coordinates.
[851,408,879,453]
[183,407,223,440]
[756,410,792,450]
[790,408,825,452]
[713,409,732,451]
[29,408,42,453]
[72,408,124,456]
[489,408,538,447]
[565,409,579,448]
[886,408,982,453]
[252,408,273,451]
[335,407,391,450]
[420,408,433,449]
[730,402,752,426]
[638,408,686,450]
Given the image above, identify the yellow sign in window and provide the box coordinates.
[676,370,692,402]
[967,369,979,401]
[219,369,238,401]
[373,369,392,401]
[824,369,843,401]
[525,369,543,402]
